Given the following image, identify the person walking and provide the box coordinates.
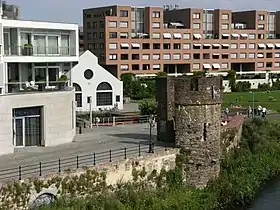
[224,108,229,119]
[247,106,252,118]
[262,107,267,118]
[257,105,262,116]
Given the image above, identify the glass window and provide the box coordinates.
[47,36,58,54]
[120,10,128,17]
[108,21,117,27]
[152,22,160,28]
[183,33,190,39]
[193,23,200,29]
[222,14,229,20]
[119,21,128,28]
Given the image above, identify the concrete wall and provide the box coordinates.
[0,89,76,155]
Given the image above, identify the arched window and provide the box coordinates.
[73,83,82,107]
[96,82,113,106]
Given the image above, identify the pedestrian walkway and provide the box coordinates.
[0,124,157,170]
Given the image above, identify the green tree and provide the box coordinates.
[156,72,167,77]
[138,100,156,115]
[120,73,135,97]
[227,70,237,92]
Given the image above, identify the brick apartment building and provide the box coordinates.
[83,5,280,78]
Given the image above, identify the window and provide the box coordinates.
[152,54,160,60]
[192,63,200,70]
[109,43,117,49]
[109,32,117,38]
[152,22,160,28]
[163,54,170,60]
[230,53,237,58]
[248,53,255,58]
[153,64,161,70]
[193,53,200,59]
[153,43,160,49]
[142,54,150,60]
[258,34,265,39]
[258,24,264,30]
[239,53,246,58]
[100,21,105,28]
[152,33,160,39]
[120,10,128,17]
[258,14,265,20]
[222,14,229,20]
[108,21,117,27]
[183,33,190,39]
[84,69,94,80]
[73,83,82,108]
[248,43,255,49]
[121,54,129,60]
[183,54,190,59]
[100,32,104,39]
[152,11,160,18]
[222,24,229,30]
[132,64,140,70]
[275,62,280,67]
[231,43,237,49]
[248,34,255,39]
[221,63,228,69]
[120,65,129,71]
[173,43,181,50]
[183,43,190,49]
[120,32,128,38]
[116,95,120,102]
[257,62,264,68]
[163,43,171,49]
[266,62,272,68]
[142,43,150,49]
[142,64,150,70]
[173,54,181,60]
[275,53,280,58]
[193,13,200,19]
[48,36,58,54]
[193,23,200,29]
[119,21,128,28]
[132,54,140,60]
[240,43,246,49]
[109,54,117,60]
[96,82,113,106]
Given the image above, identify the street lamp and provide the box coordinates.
[249,91,255,118]
[148,114,155,153]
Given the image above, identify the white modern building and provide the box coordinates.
[70,50,123,112]
[0,6,79,155]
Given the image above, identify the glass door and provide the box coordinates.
[48,68,59,83]
[13,118,24,147]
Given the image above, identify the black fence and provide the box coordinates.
[0,143,166,184]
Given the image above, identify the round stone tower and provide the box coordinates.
[174,75,222,188]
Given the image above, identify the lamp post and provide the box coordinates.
[249,91,255,118]
[148,114,154,153]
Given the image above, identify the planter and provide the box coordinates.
[22,47,33,56]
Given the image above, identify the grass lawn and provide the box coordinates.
[223,91,280,112]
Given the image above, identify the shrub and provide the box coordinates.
[138,100,156,115]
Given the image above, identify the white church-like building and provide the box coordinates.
[69,50,123,112]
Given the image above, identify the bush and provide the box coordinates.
[235,81,251,92]
[138,100,156,115]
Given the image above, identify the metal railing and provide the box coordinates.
[0,143,167,184]
[76,115,156,127]
[4,45,76,56]
[5,81,72,94]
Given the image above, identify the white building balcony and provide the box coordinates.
[2,19,79,63]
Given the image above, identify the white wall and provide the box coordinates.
[69,51,123,111]
[0,90,76,155]
[223,79,273,92]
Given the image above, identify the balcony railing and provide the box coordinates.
[5,80,72,94]
[4,45,76,56]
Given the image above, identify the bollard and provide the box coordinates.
[18,166,22,180]
[93,153,96,165]
[58,159,61,173]
[124,147,127,159]
[79,126,82,134]
[39,162,42,176]
[113,116,116,126]
[76,156,79,168]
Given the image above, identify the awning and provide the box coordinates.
[213,53,220,55]
[275,44,280,48]
[193,34,201,39]
[120,65,128,70]
[193,44,201,47]
[240,34,248,38]
[222,34,230,37]
[163,33,171,38]
[257,54,264,58]
[203,64,211,69]
[203,44,211,47]
[169,22,184,27]
[131,43,140,48]
[173,33,182,38]
[266,43,274,48]
[222,44,229,47]
[120,43,129,48]
[212,64,221,69]
[213,44,220,47]
[231,34,239,38]
[258,44,266,48]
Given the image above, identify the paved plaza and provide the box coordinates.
[0,124,158,169]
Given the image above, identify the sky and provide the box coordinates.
[7,0,280,25]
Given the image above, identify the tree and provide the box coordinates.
[138,100,156,115]
[156,72,167,77]
[227,70,236,92]
[120,73,135,97]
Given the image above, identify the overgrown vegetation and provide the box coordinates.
[41,120,280,209]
